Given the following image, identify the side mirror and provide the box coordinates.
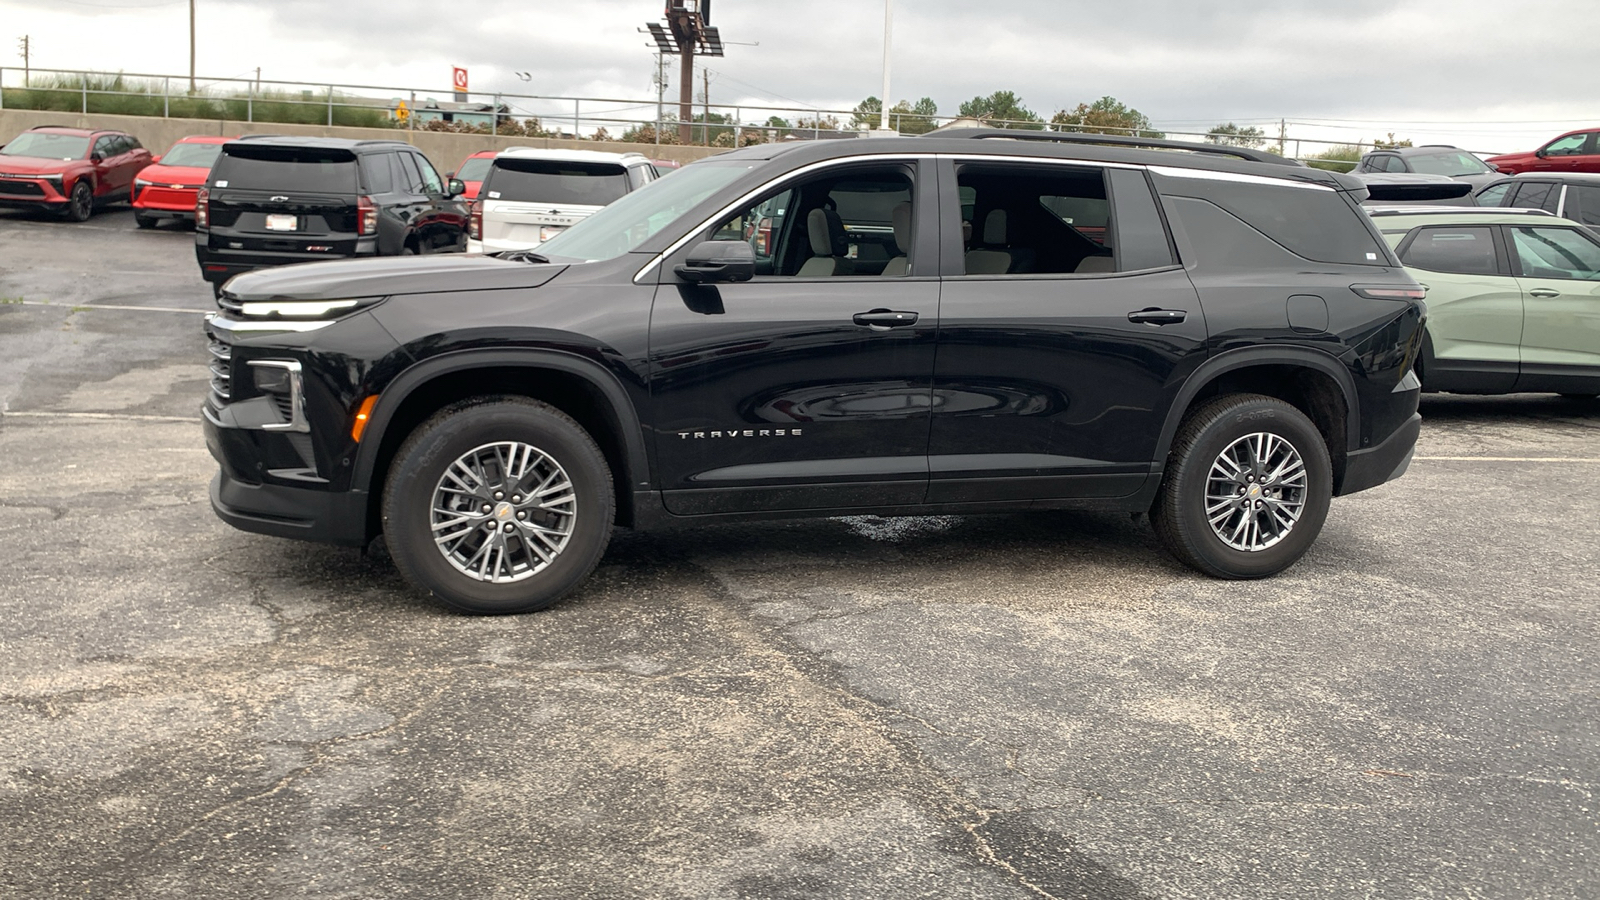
[445,170,456,180]
[447,178,466,198]
[150,155,162,164]
[675,240,754,284]
[90,154,104,163]
[1535,148,1548,159]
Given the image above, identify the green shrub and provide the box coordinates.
[1306,145,1361,173]
[2,73,395,129]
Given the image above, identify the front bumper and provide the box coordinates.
[1337,412,1421,496]
[209,470,369,547]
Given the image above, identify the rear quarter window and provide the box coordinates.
[214,147,359,193]
[1155,172,1389,266]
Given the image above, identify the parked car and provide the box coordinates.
[0,126,152,221]
[1475,172,1600,232]
[202,130,1428,613]
[1352,145,1502,192]
[1350,172,1476,207]
[468,147,658,253]
[447,149,496,201]
[195,136,467,295]
[649,158,682,175]
[1368,206,1600,398]
[1486,129,1600,175]
[132,135,230,229]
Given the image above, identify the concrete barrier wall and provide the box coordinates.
[0,108,726,173]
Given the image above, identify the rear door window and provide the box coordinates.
[1566,186,1600,227]
[1509,226,1600,280]
[214,147,360,193]
[396,153,424,193]
[412,154,443,193]
[1475,183,1512,207]
[483,159,630,206]
[1511,181,1561,213]
[955,163,1118,274]
[1397,226,1501,276]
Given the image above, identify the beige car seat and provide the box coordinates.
[797,208,844,277]
[880,202,912,276]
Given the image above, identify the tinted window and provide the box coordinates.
[455,157,493,182]
[125,136,143,151]
[1,132,90,159]
[1156,173,1388,266]
[1512,181,1560,213]
[1475,183,1512,207]
[396,153,424,193]
[1544,134,1588,156]
[1168,197,1310,272]
[93,136,117,158]
[1510,226,1600,280]
[160,142,223,169]
[1407,150,1491,177]
[1108,168,1175,270]
[107,136,132,156]
[359,153,393,193]
[1399,227,1499,276]
[711,167,911,276]
[957,164,1115,274]
[213,147,359,193]
[1567,186,1600,227]
[412,154,443,193]
[482,159,630,206]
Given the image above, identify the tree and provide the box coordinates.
[958,91,1044,130]
[888,97,938,135]
[1049,96,1163,138]
[793,114,840,132]
[849,96,882,131]
[1373,132,1413,150]
[1205,122,1266,148]
[765,115,790,129]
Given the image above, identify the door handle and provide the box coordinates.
[1528,288,1561,299]
[1127,308,1187,325]
[853,309,919,330]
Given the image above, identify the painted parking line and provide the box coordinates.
[15,299,210,315]
[1416,456,1600,463]
[3,411,196,423]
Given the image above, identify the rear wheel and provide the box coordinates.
[134,213,157,229]
[1152,394,1332,579]
[64,182,94,222]
[382,398,615,614]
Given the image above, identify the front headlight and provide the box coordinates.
[36,172,63,182]
[135,178,153,188]
[238,299,365,318]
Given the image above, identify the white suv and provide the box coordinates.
[467,148,658,253]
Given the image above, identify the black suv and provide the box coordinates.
[202,131,1427,614]
[195,136,468,295]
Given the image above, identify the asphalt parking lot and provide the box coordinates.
[1,207,1596,900]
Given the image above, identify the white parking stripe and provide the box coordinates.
[3,411,195,423]
[16,300,210,315]
[1416,456,1600,463]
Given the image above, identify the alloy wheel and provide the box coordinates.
[1204,432,1308,552]
[429,441,577,583]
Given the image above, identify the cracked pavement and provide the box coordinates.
[1,208,1597,898]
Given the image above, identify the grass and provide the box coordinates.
[1305,145,1361,173]
[2,73,397,129]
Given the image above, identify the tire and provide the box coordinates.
[65,181,94,222]
[382,397,614,614]
[399,242,417,256]
[1151,394,1333,579]
[134,213,157,229]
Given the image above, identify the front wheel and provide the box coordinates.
[1152,394,1333,579]
[382,398,615,614]
[64,181,94,222]
[134,212,157,229]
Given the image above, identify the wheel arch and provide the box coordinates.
[353,349,650,535]
[1155,347,1360,487]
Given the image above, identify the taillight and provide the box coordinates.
[195,187,209,228]
[358,195,378,236]
[1351,284,1426,301]
[468,201,481,241]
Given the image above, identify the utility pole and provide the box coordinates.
[879,0,892,131]
[17,35,28,87]
[652,52,667,146]
[643,2,726,146]
[1279,118,1288,156]
[702,68,710,145]
[188,0,196,94]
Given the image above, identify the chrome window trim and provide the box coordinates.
[1150,165,1333,191]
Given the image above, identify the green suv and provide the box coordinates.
[1370,207,1600,397]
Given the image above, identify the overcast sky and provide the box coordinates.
[3,0,1595,152]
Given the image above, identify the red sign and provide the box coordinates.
[452,67,469,92]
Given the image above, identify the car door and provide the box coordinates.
[1505,223,1600,393]
[1396,225,1521,391]
[926,159,1205,502]
[90,135,121,198]
[408,151,465,252]
[648,159,941,515]
[1532,133,1589,172]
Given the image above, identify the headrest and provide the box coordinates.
[890,202,912,255]
[983,209,1007,245]
[807,208,844,257]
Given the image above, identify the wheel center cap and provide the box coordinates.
[1247,485,1262,499]
[493,502,515,519]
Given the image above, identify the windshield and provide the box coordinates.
[160,142,223,169]
[534,162,753,262]
[1,132,90,160]
[1408,151,1490,177]
[212,147,359,193]
[482,158,630,206]
[456,157,493,182]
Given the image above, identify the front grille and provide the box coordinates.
[207,338,233,402]
[0,179,46,197]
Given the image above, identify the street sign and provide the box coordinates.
[394,99,410,124]
[452,67,469,92]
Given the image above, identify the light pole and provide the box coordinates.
[188,0,196,94]
[878,0,892,132]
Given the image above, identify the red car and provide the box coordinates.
[131,135,231,229]
[448,150,496,201]
[1486,128,1600,175]
[0,126,152,221]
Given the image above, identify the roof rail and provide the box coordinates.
[930,129,1298,166]
[1366,207,1555,218]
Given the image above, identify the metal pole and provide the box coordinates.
[492,92,498,136]
[246,81,252,123]
[0,67,5,111]
[82,78,88,114]
[188,0,196,94]
[677,45,693,145]
[735,106,741,146]
[164,77,169,117]
[327,85,333,126]
[573,99,580,140]
[879,0,892,131]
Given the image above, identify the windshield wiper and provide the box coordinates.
[494,249,550,265]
